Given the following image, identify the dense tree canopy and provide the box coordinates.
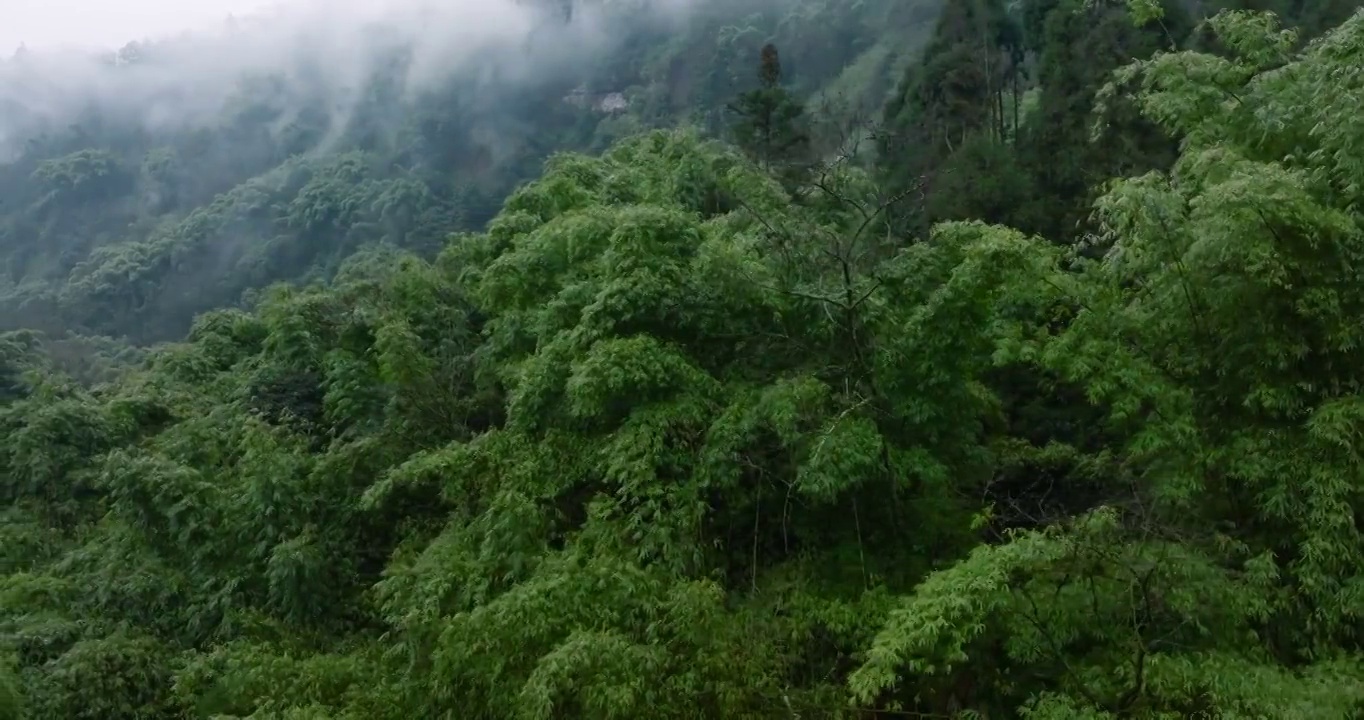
[5,1,1364,718]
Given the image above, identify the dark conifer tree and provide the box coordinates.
[727,44,811,185]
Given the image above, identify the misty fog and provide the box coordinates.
[0,0,706,159]
[2,0,841,342]
[2,0,273,52]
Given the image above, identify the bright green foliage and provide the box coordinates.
[361,129,1041,717]
[1083,7,1364,651]
[0,125,1045,717]
[848,8,1364,717]
[5,5,1364,720]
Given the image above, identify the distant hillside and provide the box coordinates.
[0,0,930,344]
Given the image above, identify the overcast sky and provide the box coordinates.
[2,0,279,53]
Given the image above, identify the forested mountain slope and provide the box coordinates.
[7,0,1364,718]
[0,0,929,344]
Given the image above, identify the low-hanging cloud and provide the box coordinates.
[0,0,706,158]
[0,0,274,54]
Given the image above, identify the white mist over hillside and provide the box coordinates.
[1,0,276,53]
[0,0,701,158]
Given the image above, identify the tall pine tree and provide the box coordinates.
[727,43,811,185]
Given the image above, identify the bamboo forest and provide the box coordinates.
[5,0,1364,716]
